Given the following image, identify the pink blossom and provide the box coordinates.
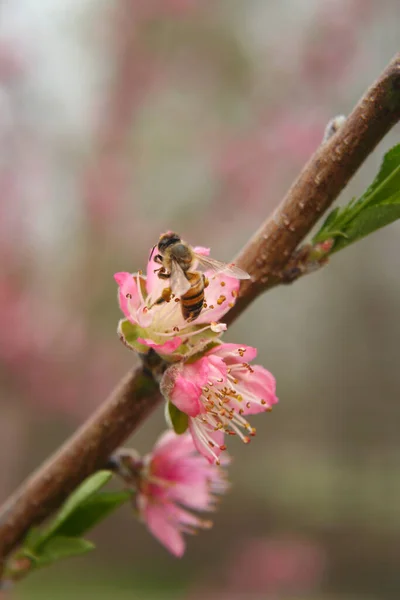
[161,344,278,463]
[115,244,239,359]
[114,431,229,557]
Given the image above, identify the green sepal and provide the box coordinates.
[118,319,150,354]
[167,401,189,434]
[185,341,221,364]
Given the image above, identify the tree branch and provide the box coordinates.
[0,53,399,568]
[226,52,400,323]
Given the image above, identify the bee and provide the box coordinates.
[150,232,250,321]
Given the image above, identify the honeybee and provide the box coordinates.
[150,232,250,321]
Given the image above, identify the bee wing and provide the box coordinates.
[193,253,250,279]
[170,259,192,295]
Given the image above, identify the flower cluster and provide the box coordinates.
[114,235,278,554]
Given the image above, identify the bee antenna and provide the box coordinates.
[149,244,156,261]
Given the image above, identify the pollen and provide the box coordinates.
[261,399,266,405]
[220,281,226,287]
[217,295,226,305]
[231,290,238,298]
[209,304,215,309]
[219,444,227,451]
[237,348,246,357]
[228,302,234,308]
[174,298,180,302]
[173,326,180,332]
[126,293,132,299]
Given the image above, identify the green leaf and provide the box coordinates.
[361,144,400,206]
[47,471,113,534]
[55,490,132,538]
[28,471,113,551]
[167,402,189,434]
[333,196,400,252]
[313,144,400,251]
[32,536,95,567]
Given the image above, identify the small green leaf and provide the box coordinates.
[29,471,113,550]
[33,536,95,567]
[313,144,400,251]
[333,196,400,252]
[167,402,189,434]
[361,144,400,206]
[23,527,43,551]
[55,490,132,538]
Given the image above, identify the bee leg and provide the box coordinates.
[157,271,170,280]
[150,287,172,308]
[153,254,164,265]
[202,274,209,288]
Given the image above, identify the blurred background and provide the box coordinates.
[0,0,399,598]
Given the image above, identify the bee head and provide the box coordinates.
[158,231,181,253]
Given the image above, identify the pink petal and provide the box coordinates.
[137,337,183,355]
[189,417,225,464]
[206,354,228,382]
[143,503,186,557]
[194,274,240,324]
[207,343,258,364]
[234,365,278,414]
[152,430,195,460]
[146,247,168,299]
[114,272,141,318]
[193,246,210,256]
[170,372,202,417]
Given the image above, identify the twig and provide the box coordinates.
[226,52,400,323]
[0,53,399,569]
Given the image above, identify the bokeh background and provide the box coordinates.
[1,0,399,598]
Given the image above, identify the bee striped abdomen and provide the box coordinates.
[181,272,205,321]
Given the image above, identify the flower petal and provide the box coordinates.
[137,337,183,355]
[233,365,278,414]
[207,343,258,364]
[143,502,186,557]
[152,430,195,460]
[146,247,168,300]
[114,272,141,319]
[193,246,210,256]
[194,274,240,324]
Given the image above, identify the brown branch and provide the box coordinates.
[226,52,400,323]
[0,52,399,569]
